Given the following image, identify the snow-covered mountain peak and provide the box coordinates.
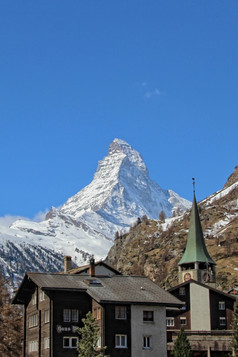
[108,138,148,174]
[0,138,192,287]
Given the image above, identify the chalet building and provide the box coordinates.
[166,190,236,357]
[13,261,183,357]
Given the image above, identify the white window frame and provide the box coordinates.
[63,309,71,322]
[63,336,78,349]
[44,337,50,349]
[29,314,38,328]
[29,340,38,352]
[71,309,78,322]
[44,309,50,323]
[115,306,127,320]
[219,301,225,310]
[143,336,152,349]
[219,317,226,326]
[97,336,102,348]
[180,317,187,326]
[166,318,175,327]
[115,334,127,348]
[63,309,78,322]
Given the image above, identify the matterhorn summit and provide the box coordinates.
[59,138,190,227]
[0,139,191,286]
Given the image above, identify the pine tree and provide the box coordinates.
[172,327,192,357]
[0,272,23,356]
[231,298,238,357]
[77,311,109,357]
[159,210,166,222]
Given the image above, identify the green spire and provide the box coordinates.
[178,193,215,266]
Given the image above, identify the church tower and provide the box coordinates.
[178,180,216,286]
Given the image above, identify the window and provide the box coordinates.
[143,311,154,322]
[115,306,126,320]
[44,337,50,349]
[166,318,175,327]
[32,291,37,305]
[143,336,152,349]
[115,334,127,348]
[179,287,185,296]
[93,307,102,320]
[219,301,225,310]
[29,340,38,352]
[63,337,78,349]
[219,317,226,326]
[71,309,78,322]
[97,336,102,348]
[63,309,78,322]
[180,317,187,326]
[29,314,38,328]
[44,309,50,323]
[40,290,46,301]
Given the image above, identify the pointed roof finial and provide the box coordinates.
[192,177,195,194]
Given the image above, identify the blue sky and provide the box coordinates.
[0,1,237,219]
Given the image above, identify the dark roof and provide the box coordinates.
[12,273,183,308]
[178,194,215,266]
[87,276,183,306]
[168,279,237,301]
[12,273,87,304]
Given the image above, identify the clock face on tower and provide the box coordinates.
[203,272,210,282]
[184,273,191,282]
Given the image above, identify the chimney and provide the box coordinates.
[64,256,72,273]
[89,256,95,277]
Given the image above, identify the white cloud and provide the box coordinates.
[144,88,161,99]
[0,215,30,227]
[0,209,49,228]
[32,209,49,222]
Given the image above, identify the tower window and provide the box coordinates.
[219,301,225,310]
[219,317,226,326]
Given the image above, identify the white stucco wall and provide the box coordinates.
[190,282,210,330]
[131,305,167,357]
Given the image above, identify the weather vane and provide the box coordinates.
[192,178,195,193]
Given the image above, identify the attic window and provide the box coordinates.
[91,279,101,284]
[179,287,185,296]
[83,278,102,286]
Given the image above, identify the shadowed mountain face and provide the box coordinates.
[0,139,191,287]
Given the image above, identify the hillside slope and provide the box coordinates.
[107,166,238,291]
